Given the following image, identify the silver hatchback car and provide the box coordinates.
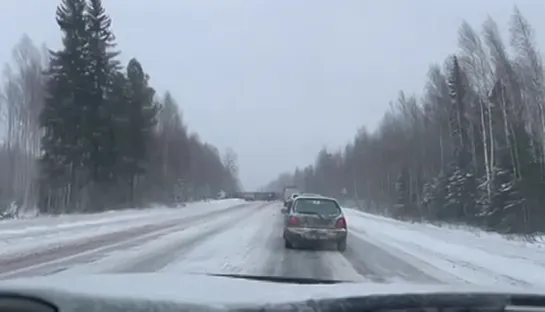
[282,195,347,252]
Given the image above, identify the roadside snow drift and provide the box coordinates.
[2,200,545,290]
[0,199,244,259]
[344,208,545,289]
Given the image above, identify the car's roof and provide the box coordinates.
[301,193,320,196]
[294,195,338,202]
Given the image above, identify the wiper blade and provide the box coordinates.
[206,273,349,284]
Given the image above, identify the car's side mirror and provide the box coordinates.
[281,208,288,214]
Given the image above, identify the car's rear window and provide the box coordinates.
[293,198,341,215]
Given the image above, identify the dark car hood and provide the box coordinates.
[0,273,540,310]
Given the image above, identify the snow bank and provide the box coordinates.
[0,199,243,233]
[0,199,244,258]
[58,200,266,275]
[344,208,545,289]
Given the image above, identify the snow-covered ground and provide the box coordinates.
[0,199,245,277]
[1,200,545,291]
[344,208,545,288]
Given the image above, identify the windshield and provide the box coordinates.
[0,0,544,302]
[294,198,341,215]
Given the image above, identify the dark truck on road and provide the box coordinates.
[282,186,299,206]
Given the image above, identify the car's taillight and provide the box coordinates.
[335,217,347,229]
[288,216,299,226]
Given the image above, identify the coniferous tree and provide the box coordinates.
[85,0,121,183]
[40,0,90,213]
[120,59,158,204]
[10,0,242,213]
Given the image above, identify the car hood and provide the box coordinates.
[0,273,542,306]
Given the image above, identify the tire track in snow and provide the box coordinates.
[260,208,448,283]
[342,230,445,284]
[273,239,366,282]
[0,201,243,250]
[160,202,284,276]
[261,207,365,282]
[0,202,254,279]
[352,226,533,287]
[55,201,276,274]
[116,201,276,273]
[0,212,162,241]
[347,227,531,287]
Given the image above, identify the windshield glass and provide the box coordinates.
[1,0,543,300]
[294,198,341,215]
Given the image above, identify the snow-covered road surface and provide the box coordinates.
[1,200,544,290]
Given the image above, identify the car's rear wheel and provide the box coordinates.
[284,239,293,249]
[337,239,347,252]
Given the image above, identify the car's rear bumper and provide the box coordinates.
[284,227,347,244]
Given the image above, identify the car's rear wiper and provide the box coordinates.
[206,273,349,284]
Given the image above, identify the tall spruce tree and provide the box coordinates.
[38,0,240,211]
[85,0,121,182]
[39,0,90,212]
[119,58,158,204]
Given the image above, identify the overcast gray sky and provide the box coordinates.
[1,0,544,190]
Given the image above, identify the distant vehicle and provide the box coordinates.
[284,193,300,208]
[283,186,299,206]
[281,195,347,252]
[266,192,278,201]
[244,194,255,201]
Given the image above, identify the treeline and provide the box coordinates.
[266,8,545,235]
[0,0,240,215]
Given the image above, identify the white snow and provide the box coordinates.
[69,202,364,282]
[343,208,545,288]
[2,199,545,294]
[159,202,281,275]
[0,199,244,259]
[57,200,265,275]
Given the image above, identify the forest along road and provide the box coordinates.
[0,200,467,285]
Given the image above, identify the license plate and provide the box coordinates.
[309,230,327,239]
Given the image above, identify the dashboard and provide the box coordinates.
[0,294,56,312]
[1,291,545,312]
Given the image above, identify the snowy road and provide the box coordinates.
[1,199,544,290]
